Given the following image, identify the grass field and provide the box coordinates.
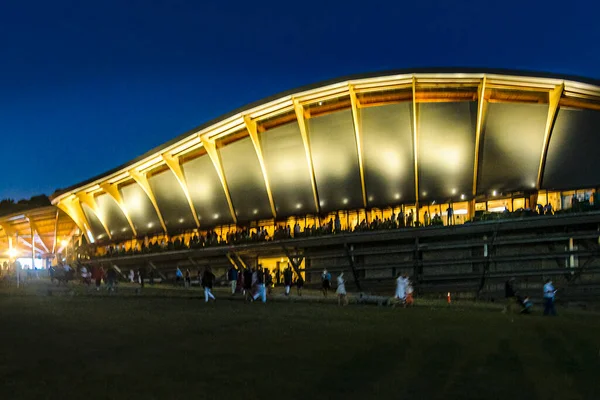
[1,283,600,400]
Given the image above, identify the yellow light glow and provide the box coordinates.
[382,150,401,172]
[7,248,17,258]
[61,239,69,247]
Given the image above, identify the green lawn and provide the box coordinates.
[1,284,599,400]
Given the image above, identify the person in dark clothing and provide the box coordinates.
[202,267,216,303]
[227,267,239,295]
[106,268,117,292]
[503,277,517,315]
[265,268,273,295]
[185,268,191,288]
[283,267,293,296]
[296,274,304,296]
[243,268,253,302]
[138,267,145,289]
[322,269,332,298]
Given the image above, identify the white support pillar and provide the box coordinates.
[568,237,577,269]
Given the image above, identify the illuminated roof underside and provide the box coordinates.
[50,71,600,241]
[0,207,78,257]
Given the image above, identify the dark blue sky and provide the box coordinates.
[1,0,598,200]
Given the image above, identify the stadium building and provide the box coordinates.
[4,69,600,296]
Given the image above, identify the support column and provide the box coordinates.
[412,76,420,224]
[344,243,362,292]
[31,224,35,270]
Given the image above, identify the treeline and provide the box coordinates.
[0,195,51,217]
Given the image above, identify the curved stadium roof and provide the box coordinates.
[51,69,600,243]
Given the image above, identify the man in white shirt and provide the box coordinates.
[543,279,557,316]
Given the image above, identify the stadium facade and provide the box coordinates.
[47,69,600,248]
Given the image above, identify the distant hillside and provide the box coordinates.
[0,195,51,218]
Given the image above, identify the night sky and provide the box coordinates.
[1,0,598,200]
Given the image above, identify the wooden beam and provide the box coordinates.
[243,115,277,219]
[77,192,112,240]
[52,208,59,254]
[200,137,238,224]
[56,197,94,243]
[100,183,138,236]
[349,85,367,208]
[129,169,168,234]
[537,83,565,189]
[26,216,50,254]
[293,100,320,214]
[472,76,488,196]
[161,154,201,228]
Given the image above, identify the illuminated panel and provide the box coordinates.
[308,110,362,211]
[119,183,161,235]
[148,170,195,230]
[182,155,234,226]
[219,137,272,221]
[543,108,600,189]
[81,204,109,240]
[418,102,477,201]
[95,194,131,239]
[361,103,415,206]
[478,103,547,193]
[260,122,316,216]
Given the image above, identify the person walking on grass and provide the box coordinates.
[106,267,117,292]
[296,274,304,296]
[175,267,183,287]
[543,278,557,316]
[93,266,104,291]
[228,266,238,295]
[503,277,518,315]
[322,269,332,298]
[252,266,267,303]
[283,266,293,296]
[138,267,145,289]
[185,269,191,288]
[336,272,348,306]
[202,267,216,303]
[265,268,273,295]
[243,267,253,302]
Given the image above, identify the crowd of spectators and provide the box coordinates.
[80,198,599,260]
